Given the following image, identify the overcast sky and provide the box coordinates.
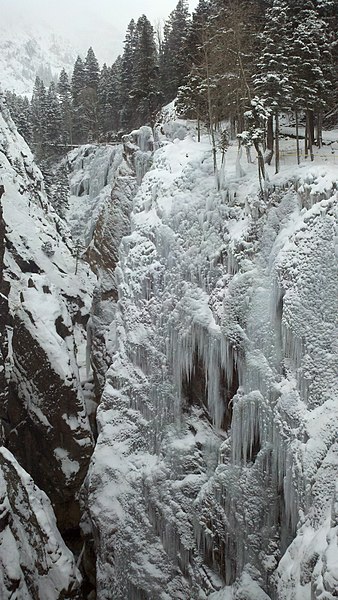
[1,0,199,64]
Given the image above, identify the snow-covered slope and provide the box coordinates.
[0,446,81,599]
[0,88,96,553]
[83,119,338,598]
[0,23,76,96]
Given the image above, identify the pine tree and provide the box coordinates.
[120,19,137,130]
[160,0,191,103]
[71,56,87,143]
[98,63,112,136]
[131,15,160,128]
[5,92,32,144]
[31,76,48,156]
[85,47,100,91]
[281,0,334,157]
[46,81,63,147]
[18,97,33,144]
[58,68,73,145]
[50,163,70,219]
[254,0,294,170]
[108,56,123,133]
[176,70,208,140]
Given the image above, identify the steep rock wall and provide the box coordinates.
[0,446,82,599]
[84,127,337,599]
[0,93,95,536]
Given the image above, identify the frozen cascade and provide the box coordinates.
[123,126,154,185]
[67,143,124,245]
[85,129,338,599]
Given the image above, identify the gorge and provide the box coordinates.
[0,94,337,600]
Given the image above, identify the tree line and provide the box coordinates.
[5,0,337,166]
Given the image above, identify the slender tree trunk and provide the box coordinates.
[307,110,314,161]
[197,117,201,142]
[266,115,274,164]
[275,111,280,174]
[253,140,266,196]
[230,114,236,139]
[316,111,322,148]
[204,46,217,176]
[304,115,308,159]
[295,110,300,165]
[308,110,315,147]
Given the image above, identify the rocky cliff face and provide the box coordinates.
[0,446,81,598]
[82,124,337,599]
[0,91,95,597]
[66,129,153,398]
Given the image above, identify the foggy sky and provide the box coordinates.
[1,0,199,64]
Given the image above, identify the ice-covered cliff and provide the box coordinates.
[0,446,81,598]
[0,91,95,597]
[0,87,337,599]
[82,119,338,599]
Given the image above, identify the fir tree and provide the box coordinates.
[131,15,161,127]
[120,19,137,130]
[46,81,62,147]
[85,47,100,91]
[160,0,191,103]
[254,0,294,169]
[98,63,112,136]
[50,163,70,219]
[5,92,32,144]
[71,56,87,143]
[31,76,48,156]
[58,68,73,145]
[109,56,123,133]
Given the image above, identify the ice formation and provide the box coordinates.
[0,85,337,599]
[84,117,337,599]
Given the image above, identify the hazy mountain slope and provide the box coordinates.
[0,23,76,96]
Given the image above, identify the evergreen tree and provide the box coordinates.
[19,97,33,144]
[71,56,87,143]
[109,56,123,133]
[131,15,161,127]
[46,81,62,147]
[120,19,137,130]
[5,92,32,144]
[85,47,100,91]
[50,163,70,219]
[160,0,191,103]
[254,0,294,169]
[98,63,112,136]
[31,76,48,156]
[58,68,73,145]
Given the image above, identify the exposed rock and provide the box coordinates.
[0,92,95,538]
[0,446,82,599]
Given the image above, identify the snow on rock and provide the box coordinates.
[66,136,152,399]
[0,446,81,599]
[0,22,76,97]
[84,119,337,599]
[0,91,95,531]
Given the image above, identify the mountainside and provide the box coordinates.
[0,24,76,96]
